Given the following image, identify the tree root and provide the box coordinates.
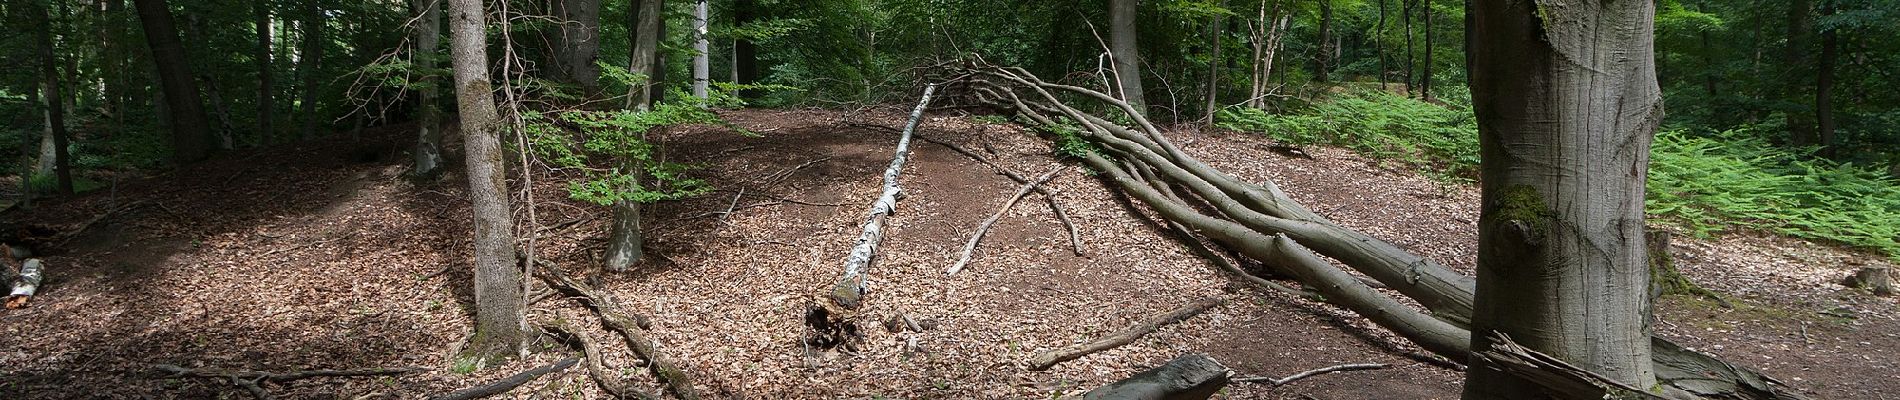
[426,358,577,400]
[1026,297,1224,371]
[152,364,422,400]
[541,323,660,400]
[538,267,699,400]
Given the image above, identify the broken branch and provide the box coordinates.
[1234,363,1388,386]
[538,267,698,400]
[1026,297,1224,371]
[945,165,1065,275]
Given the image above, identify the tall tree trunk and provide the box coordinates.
[690,0,709,99]
[34,1,72,195]
[447,0,525,363]
[554,0,602,94]
[1315,0,1332,83]
[1464,0,1662,397]
[1377,0,1388,89]
[413,0,445,178]
[1814,0,1837,159]
[182,13,236,150]
[297,0,325,140]
[733,0,758,98]
[1783,0,1814,148]
[626,0,662,110]
[1420,0,1433,101]
[255,0,273,144]
[132,0,211,164]
[1402,0,1415,93]
[1109,0,1144,112]
[1201,0,1225,125]
[104,0,127,138]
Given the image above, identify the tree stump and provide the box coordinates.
[1843,267,1894,296]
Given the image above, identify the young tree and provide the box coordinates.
[132,0,212,163]
[1464,0,1662,397]
[34,0,74,194]
[297,0,325,139]
[691,0,709,99]
[255,0,274,144]
[413,0,446,177]
[1109,0,1144,112]
[447,0,525,363]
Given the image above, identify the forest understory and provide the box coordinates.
[0,109,1894,399]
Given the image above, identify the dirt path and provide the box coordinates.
[0,109,1892,399]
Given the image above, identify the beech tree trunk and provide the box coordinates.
[1464,0,1663,398]
[413,0,445,178]
[626,0,661,110]
[1108,0,1144,112]
[255,0,273,144]
[34,1,73,194]
[691,0,709,99]
[132,0,212,163]
[553,0,602,94]
[603,200,644,271]
[447,0,525,363]
[297,0,324,140]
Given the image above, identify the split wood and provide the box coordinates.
[538,267,698,400]
[426,357,578,400]
[945,165,1066,275]
[153,364,422,400]
[1026,297,1225,371]
[541,323,660,400]
[1233,363,1388,386]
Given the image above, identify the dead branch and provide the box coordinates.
[153,364,422,400]
[857,123,1086,256]
[541,324,660,400]
[1026,297,1224,371]
[946,165,1065,275]
[538,267,698,400]
[1234,363,1387,386]
[425,357,578,400]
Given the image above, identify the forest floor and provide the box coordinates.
[0,109,1895,399]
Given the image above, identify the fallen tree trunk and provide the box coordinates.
[6,258,43,309]
[1064,354,1231,400]
[947,60,1807,399]
[807,84,936,349]
[1027,297,1224,371]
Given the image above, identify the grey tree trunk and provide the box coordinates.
[691,0,709,99]
[626,0,661,110]
[132,0,212,164]
[447,0,525,363]
[553,0,602,94]
[1464,0,1663,398]
[1200,0,1224,125]
[1108,0,1144,112]
[297,0,325,140]
[603,200,644,271]
[34,1,72,194]
[255,0,273,144]
[413,0,445,178]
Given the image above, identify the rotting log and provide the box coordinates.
[944,60,1809,399]
[806,84,937,350]
[1027,297,1224,371]
[427,357,578,400]
[1843,267,1893,296]
[947,165,1065,275]
[1063,354,1231,400]
[5,258,44,309]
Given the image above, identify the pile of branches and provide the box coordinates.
[935,59,1805,400]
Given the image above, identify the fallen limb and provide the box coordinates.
[1027,297,1224,371]
[538,268,698,400]
[541,324,659,400]
[1234,363,1387,386]
[1064,354,1230,400]
[426,357,578,400]
[807,84,937,350]
[153,363,422,400]
[946,165,1065,275]
[863,124,1086,257]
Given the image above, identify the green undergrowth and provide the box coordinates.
[1218,89,1900,262]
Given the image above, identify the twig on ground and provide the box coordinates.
[890,128,1086,256]
[946,165,1066,275]
[153,364,423,400]
[761,156,832,187]
[1025,297,1225,371]
[1234,363,1388,386]
[425,357,578,400]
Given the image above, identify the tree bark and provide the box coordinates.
[1108,0,1144,112]
[1464,0,1663,397]
[447,0,525,363]
[132,0,212,164]
[691,0,709,99]
[553,0,602,94]
[255,0,274,144]
[413,0,445,178]
[626,0,662,110]
[297,0,325,140]
[603,199,644,271]
[32,2,72,195]
[1814,0,1837,158]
